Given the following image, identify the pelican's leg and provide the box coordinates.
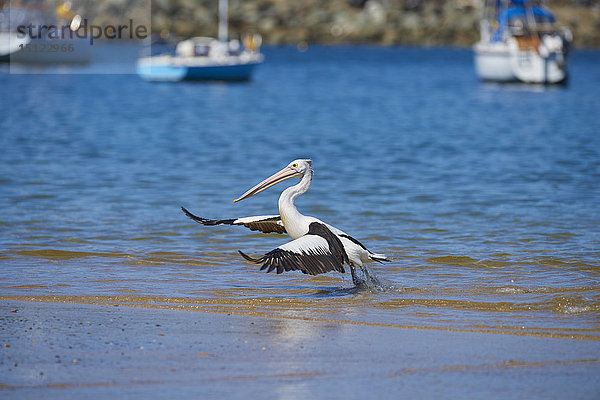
[350,265,357,284]
[359,265,372,286]
[349,263,364,286]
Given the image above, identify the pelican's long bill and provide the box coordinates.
[234,166,301,203]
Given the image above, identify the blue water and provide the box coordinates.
[1,46,599,337]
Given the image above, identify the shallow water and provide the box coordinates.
[1,46,599,346]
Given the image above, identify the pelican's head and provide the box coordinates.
[288,159,312,175]
[233,159,312,203]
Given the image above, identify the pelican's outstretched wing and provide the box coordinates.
[239,222,349,275]
[181,207,286,234]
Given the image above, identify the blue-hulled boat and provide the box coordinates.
[137,36,263,82]
[137,0,263,82]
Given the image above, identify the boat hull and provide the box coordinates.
[474,46,515,82]
[137,56,261,82]
[0,32,30,62]
[474,43,567,84]
[6,35,91,65]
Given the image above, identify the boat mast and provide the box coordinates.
[523,0,537,35]
[480,0,497,42]
[218,0,228,42]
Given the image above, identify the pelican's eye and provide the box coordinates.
[291,163,298,169]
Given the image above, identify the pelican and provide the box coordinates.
[182,159,389,284]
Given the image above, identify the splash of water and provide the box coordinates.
[352,264,397,292]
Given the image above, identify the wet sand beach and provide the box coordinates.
[2,295,600,399]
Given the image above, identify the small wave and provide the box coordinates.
[427,256,478,266]
[561,305,591,314]
[13,249,119,259]
[550,296,597,315]
[496,286,527,294]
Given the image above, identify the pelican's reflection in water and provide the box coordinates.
[260,312,353,399]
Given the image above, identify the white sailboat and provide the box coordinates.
[474,0,571,84]
[137,0,263,82]
[1,2,91,65]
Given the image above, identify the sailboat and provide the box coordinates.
[1,3,91,65]
[137,0,263,82]
[474,0,571,84]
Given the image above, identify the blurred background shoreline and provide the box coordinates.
[151,0,599,48]
[3,0,598,48]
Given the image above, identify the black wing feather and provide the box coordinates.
[182,207,235,225]
[182,207,286,234]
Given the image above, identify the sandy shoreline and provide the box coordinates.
[2,300,599,399]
